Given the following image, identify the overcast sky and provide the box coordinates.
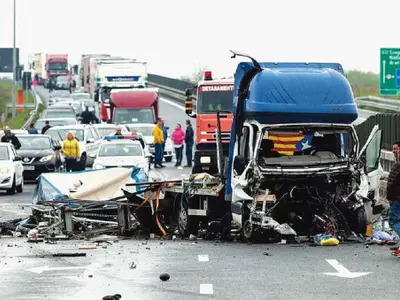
[0,0,398,78]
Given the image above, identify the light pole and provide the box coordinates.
[11,0,17,120]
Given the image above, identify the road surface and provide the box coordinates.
[0,88,396,300]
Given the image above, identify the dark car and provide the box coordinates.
[15,134,61,180]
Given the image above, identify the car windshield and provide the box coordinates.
[197,85,234,114]
[0,146,9,160]
[46,129,84,142]
[45,110,76,119]
[126,125,154,136]
[96,127,118,137]
[98,143,143,157]
[113,108,154,124]
[71,94,90,100]
[18,136,51,150]
[50,91,70,98]
[35,120,66,131]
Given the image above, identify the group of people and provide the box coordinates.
[152,118,193,168]
[27,121,51,134]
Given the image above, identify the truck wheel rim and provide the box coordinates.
[243,220,252,239]
[179,208,188,232]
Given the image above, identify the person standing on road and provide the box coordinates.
[184,119,194,168]
[81,106,95,124]
[41,121,51,134]
[387,141,400,255]
[62,131,80,172]
[153,118,165,168]
[1,126,21,150]
[27,122,38,134]
[161,119,168,161]
[171,123,185,167]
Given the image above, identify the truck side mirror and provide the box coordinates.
[185,96,193,116]
[185,88,192,97]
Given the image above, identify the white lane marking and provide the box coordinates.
[160,97,185,111]
[322,259,372,278]
[200,284,213,294]
[198,255,209,262]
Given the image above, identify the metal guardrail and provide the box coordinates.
[21,88,40,129]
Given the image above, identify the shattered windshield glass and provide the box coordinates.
[257,126,355,167]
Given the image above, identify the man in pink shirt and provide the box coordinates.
[171,123,185,167]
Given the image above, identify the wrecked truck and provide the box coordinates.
[152,53,384,241]
[225,54,384,240]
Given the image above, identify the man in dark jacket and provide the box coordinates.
[387,141,400,255]
[184,119,194,167]
[41,121,51,134]
[81,106,95,124]
[1,126,21,149]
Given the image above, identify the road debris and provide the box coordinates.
[159,273,170,281]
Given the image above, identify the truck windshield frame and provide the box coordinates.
[197,85,234,114]
[254,124,357,169]
[113,108,154,125]
[48,62,68,71]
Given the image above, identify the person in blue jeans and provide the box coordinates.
[152,118,165,168]
[161,119,168,161]
[387,141,400,255]
[184,119,194,167]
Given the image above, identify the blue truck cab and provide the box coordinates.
[225,59,383,239]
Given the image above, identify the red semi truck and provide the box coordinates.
[101,88,159,124]
[44,54,69,88]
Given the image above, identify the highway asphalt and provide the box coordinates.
[1,88,396,300]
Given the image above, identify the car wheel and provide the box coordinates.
[80,154,87,171]
[16,178,23,193]
[6,175,16,195]
[165,157,172,162]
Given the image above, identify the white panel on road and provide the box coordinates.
[200,284,213,294]
[198,254,209,262]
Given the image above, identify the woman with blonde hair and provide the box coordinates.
[62,131,80,172]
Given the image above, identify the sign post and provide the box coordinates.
[380,48,400,96]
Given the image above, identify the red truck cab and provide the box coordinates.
[108,89,159,124]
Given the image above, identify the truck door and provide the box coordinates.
[357,125,383,221]
[231,124,254,204]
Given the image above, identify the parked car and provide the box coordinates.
[124,123,173,162]
[45,124,102,170]
[55,76,70,90]
[16,134,60,180]
[51,100,82,115]
[91,138,150,175]
[49,90,70,99]
[92,123,128,138]
[0,129,28,139]
[34,118,78,134]
[43,107,77,119]
[0,142,24,194]
[70,92,91,101]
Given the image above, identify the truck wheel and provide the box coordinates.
[79,154,87,171]
[176,195,199,236]
[355,207,368,235]
[242,219,253,241]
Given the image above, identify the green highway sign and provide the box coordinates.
[380,48,400,95]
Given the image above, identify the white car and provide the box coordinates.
[124,123,174,162]
[0,143,24,194]
[45,124,102,170]
[91,139,151,175]
[70,92,91,101]
[92,123,129,138]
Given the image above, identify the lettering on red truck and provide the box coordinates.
[199,85,234,92]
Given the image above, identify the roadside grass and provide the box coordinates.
[0,81,36,129]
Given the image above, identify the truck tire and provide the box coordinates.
[355,207,368,235]
[176,194,199,237]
